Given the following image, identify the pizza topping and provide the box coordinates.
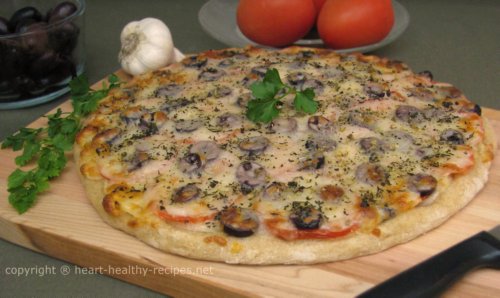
[92,128,121,145]
[154,83,182,98]
[190,141,221,161]
[348,110,376,129]
[355,163,387,186]
[471,104,481,116]
[264,182,287,200]
[298,152,325,170]
[289,202,323,230]
[127,151,150,171]
[198,67,226,82]
[236,93,252,108]
[359,137,384,154]
[320,185,344,201]
[236,161,268,192]
[440,129,464,145]
[161,98,192,112]
[395,105,424,124]
[120,106,144,124]
[217,113,242,128]
[364,82,386,99]
[418,70,433,80]
[239,136,270,155]
[286,72,307,87]
[305,137,337,152]
[175,119,203,133]
[407,174,437,198]
[219,206,259,238]
[307,116,331,132]
[437,85,462,99]
[140,111,168,130]
[178,153,203,173]
[302,79,324,95]
[251,66,269,77]
[213,86,233,98]
[182,55,207,68]
[268,117,298,133]
[172,184,201,203]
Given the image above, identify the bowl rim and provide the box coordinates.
[0,0,86,39]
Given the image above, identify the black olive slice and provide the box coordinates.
[359,137,384,154]
[364,82,386,99]
[172,184,201,203]
[217,112,242,128]
[239,136,269,155]
[355,163,387,186]
[298,153,325,170]
[418,70,434,80]
[395,105,424,124]
[198,67,226,81]
[220,207,259,237]
[307,116,331,132]
[408,174,437,197]
[182,55,207,68]
[190,141,221,161]
[264,181,287,200]
[178,153,202,173]
[286,72,307,87]
[301,79,324,95]
[236,162,267,192]
[289,202,322,230]
[128,151,150,172]
[155,83,182,98]
[440,129,464,145]
[175,119,203,133]
[268,117,297,133]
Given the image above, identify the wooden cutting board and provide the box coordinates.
[1,73,499,297]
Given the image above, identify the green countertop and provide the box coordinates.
[1,0,499,297]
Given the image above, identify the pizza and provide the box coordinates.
[74,46,496,264]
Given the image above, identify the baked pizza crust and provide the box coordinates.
[74,116,496,265]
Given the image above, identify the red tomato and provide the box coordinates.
[157,210,215,224]
[237,0,317,47]
[317,0,395,49]
[313,0,327,13]
[264,218,359,240]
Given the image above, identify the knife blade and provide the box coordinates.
[357,225,500,298]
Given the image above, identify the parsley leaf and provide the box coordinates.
[246,68,318,123]
[294,88,318,114]
[246,97,280,123]
[2,74,122,213]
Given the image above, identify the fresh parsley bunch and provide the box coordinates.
[1,74,121,213]
[246,68,318,123]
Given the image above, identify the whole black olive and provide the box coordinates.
[21,22,49,56]
[13,75,36,96]
[47,2,78,23]
[0,39,26,78]
[0,79,12,94]
[28,50,58,78]
[49,21,79,55]
[0,16,9,35]
[15,18,36,33]
[8,6,42,32]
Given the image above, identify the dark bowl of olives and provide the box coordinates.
[0,0,85,109]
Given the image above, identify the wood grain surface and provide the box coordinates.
[1,74,499,297]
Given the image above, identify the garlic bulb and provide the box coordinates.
[119,18,184,76]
